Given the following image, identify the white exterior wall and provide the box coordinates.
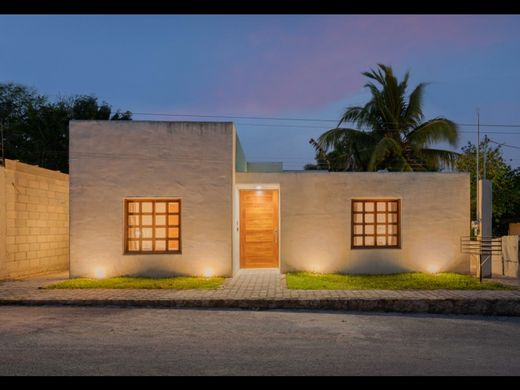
[69,120,470,277]
[236,171,470,274]
[69,121,235,278]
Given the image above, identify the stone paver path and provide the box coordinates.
[1,270,520,315]
[221,269,285,298]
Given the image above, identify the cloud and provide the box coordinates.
[185,15,517,115]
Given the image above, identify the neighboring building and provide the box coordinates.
[0,159,69,279]
[69,120,470,278]
[509,223,520,236]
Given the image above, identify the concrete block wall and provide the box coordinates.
[492,236,519,278]
[0,159,69,279]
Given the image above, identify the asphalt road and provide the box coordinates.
[0,306,519,375]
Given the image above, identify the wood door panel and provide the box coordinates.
[244,242,275,254]
[245,221,273,230]
[245,231,273,242]
[240,190,279,268]
[244,208,272,215]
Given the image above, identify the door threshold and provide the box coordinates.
[237,268,280,272]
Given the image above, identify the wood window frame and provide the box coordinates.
[351,199,401,249]
[124,198,182,255]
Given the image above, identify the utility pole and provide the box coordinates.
[476,110,482,282]
[483,134,488,180]
[475,114,492,282]
[0,122,5,167]
[476,109,480,222]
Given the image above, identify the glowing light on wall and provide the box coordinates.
[203,268,214,278]
[94,267,106,279]
[426,264,440,274]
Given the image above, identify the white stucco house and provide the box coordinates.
[69,120,470,278]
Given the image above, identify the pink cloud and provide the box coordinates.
[180,15,517,115]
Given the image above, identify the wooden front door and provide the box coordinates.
[240,189,279,268]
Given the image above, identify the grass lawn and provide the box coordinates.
[46,276,225,289]
[286,272,515,290]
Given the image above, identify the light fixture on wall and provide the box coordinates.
[471,219,480,236]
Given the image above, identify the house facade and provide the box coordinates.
[69,120,470,278]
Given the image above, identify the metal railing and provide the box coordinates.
[460,236,502,282]
[460,236,502,256]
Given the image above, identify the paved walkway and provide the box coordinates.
[220,269,286,297]
[492,274,520,288]
[1,270,520,315]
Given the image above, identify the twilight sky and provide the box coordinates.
[1,15,520,169]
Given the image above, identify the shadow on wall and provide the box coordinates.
[125,263,219,278]
[342,257,410,275]
[125,267,197,278]
[283,255,411,275]
[78,263,192,279]
[77,252,228,279]
[282,244,468,275]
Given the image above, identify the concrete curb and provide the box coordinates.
[1,298,520,316]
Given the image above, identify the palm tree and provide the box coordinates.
[314,64,459,171]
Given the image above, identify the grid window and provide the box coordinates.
[125,199,181,254]
[351,199,400,249]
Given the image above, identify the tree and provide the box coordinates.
[0,83,45,123]
[0,83,132,173]
[68,95,132,120]
[305,138,349,171]
[456,140,520,236]
[0,83,46,165]
[312,64,459,172]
